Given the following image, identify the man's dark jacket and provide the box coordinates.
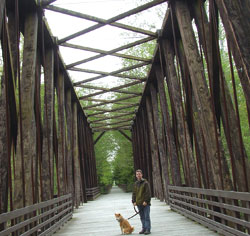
[132,178,151,206]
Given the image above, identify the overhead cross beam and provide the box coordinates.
[61,43,151,63]
[55,0,166,44]
[91,117,133,126]
[78,81,144,99]
[77,86,140,97]
[66,37,154,69]
[42,0,167,134]
[45,5,157,37]
[83,94,140,109]
[69,67,146,81]
[86,104,139,113]
[87,104,137,117]
[84,98,137,104]
[73,61,149,85]
[90,112,135,123]
[91,120,132,129]
[92,125,131,132]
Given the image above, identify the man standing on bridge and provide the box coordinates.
[132,169,151,235]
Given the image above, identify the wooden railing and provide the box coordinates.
[86,187,100,200]
[0,194,72,236]
[168,186,250,236]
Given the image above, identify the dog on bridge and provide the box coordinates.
[115,213,134,235]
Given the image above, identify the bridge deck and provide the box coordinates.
[54,186,219,236]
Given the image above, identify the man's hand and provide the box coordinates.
[143,201,147,206]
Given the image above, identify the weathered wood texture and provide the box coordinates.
[72,103,81,208]
[192,0,250,192]
[65,90,73,200]
[132,0,250,213]
[0,0,99,219]
[0,72,8,218]
[162,39,199,187]
[154,65,182,187]
[14,11,38,209]
[150,83,170,201]
[56,72,66,196]
[146,95,164,201]
[177,38,215,189]
[174,0,232,190]
[42,47,54,201]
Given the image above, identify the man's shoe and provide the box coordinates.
[144,230,151,235]
[139,229,145,234]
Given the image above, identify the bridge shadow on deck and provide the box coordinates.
[55,186,218,236]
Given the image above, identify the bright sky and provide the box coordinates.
[44,0,168,91]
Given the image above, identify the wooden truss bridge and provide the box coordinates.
[0,0,250,235]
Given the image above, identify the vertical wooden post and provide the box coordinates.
[65,89,73,196]
[132,120,139,170]
[57,71,66,196]
[42,47,54,201]
[141,107,154,196]
[77,116,87,203]
[86,127,93,188]
[154,65,182,186]
[72,102,80,207]
[34,53,42,204]
[150,82,170,201]
[89,128,98,188]
[145,95,164,201]
[136,114,145,171]
[177,39,214,189]
[0,69,8,217]
[14,11,38,209]
[161,39,199,187]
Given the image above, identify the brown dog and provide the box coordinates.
[115,213,134,235]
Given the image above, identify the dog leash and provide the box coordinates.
[127,206,143,220]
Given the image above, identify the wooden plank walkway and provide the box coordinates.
[54,186,219,236]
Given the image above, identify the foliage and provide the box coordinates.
[94,131,115,188]
[111,130,134,187]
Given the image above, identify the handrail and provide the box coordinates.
[86,187,100,200]
[0,194,72,236]
[168,186,250,236]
